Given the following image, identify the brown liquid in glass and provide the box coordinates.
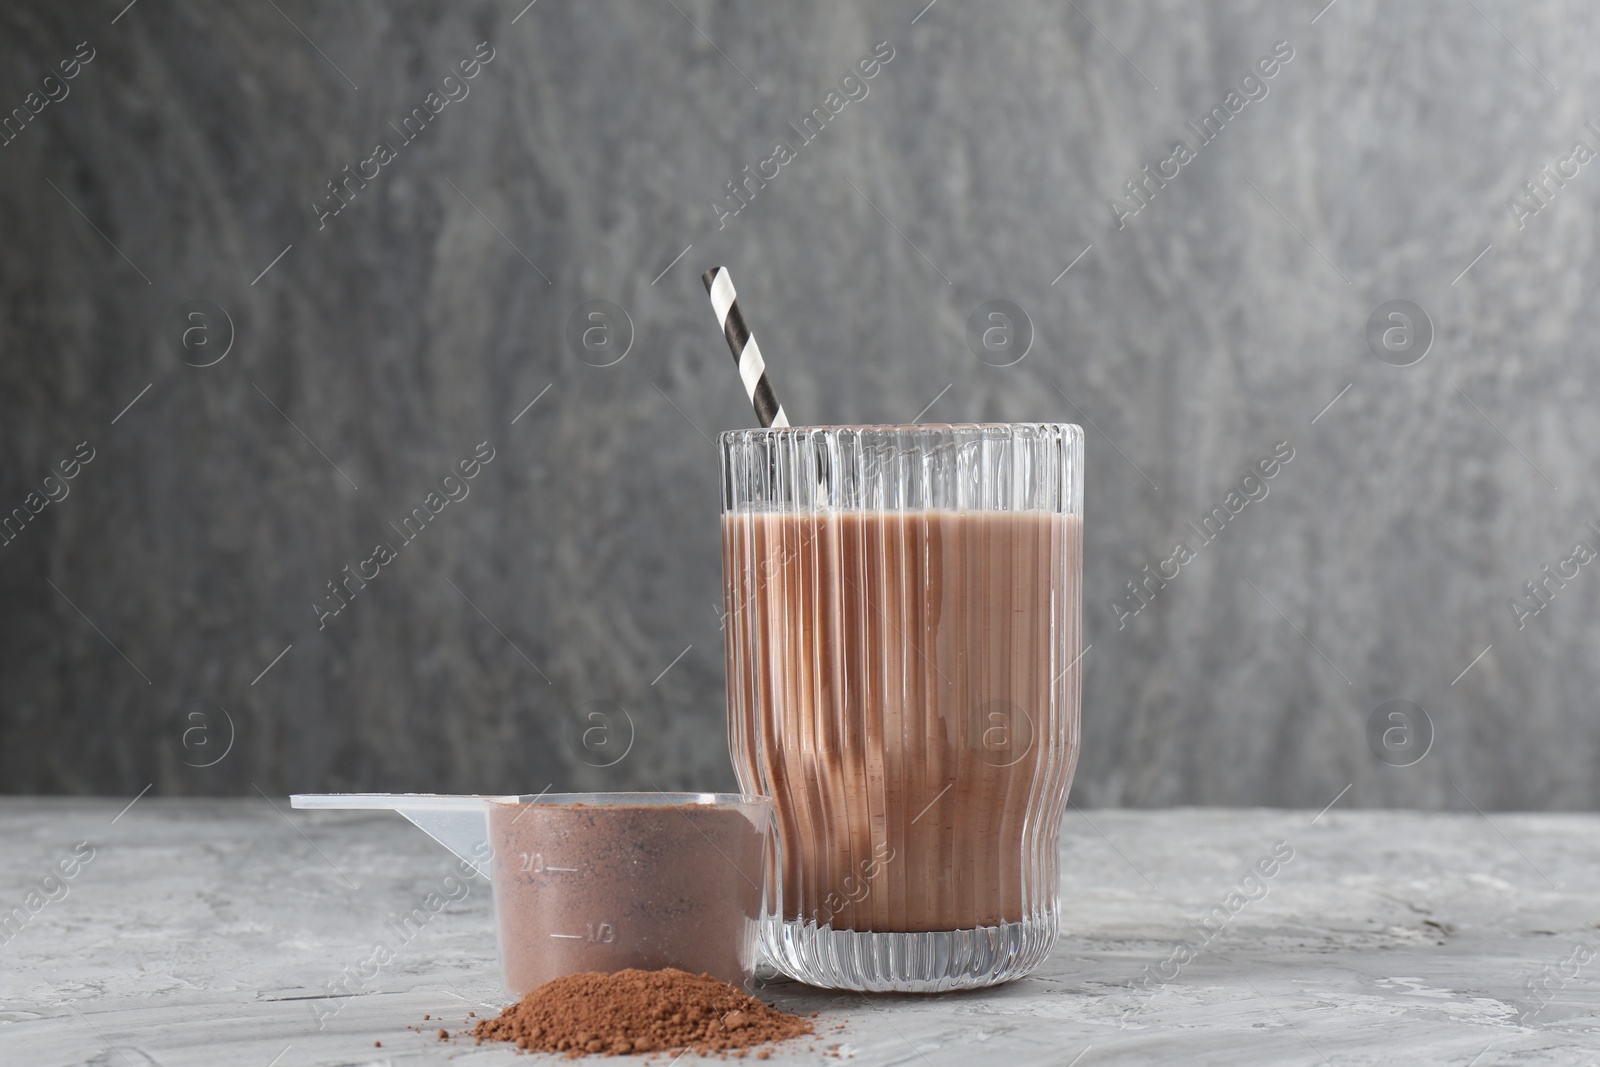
[724,510,1081,933]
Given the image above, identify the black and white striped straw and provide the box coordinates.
[703,266,789,428]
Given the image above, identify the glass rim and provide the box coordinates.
[719,422,1084,515]
[719,422,1081,438]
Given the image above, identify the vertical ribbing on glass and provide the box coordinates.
[721,424,1082,991]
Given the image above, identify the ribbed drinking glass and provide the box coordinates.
[721,423,1083,991]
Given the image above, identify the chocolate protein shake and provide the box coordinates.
[723,509,1082,934]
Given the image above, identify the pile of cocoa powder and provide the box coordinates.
[472,968,813,1057]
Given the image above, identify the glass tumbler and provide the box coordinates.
[721,423,1083,991]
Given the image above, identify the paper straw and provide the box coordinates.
[703,267,789,428]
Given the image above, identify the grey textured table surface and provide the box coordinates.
[1,800,1597,1066]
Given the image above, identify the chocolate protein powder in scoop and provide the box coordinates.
[487,799,766,993]
[472,968,813,1056]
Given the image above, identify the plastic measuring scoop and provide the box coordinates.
[290,791,772,996]
[291,793,521,881]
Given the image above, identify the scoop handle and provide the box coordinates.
[290,793,512,882]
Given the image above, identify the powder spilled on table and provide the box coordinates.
[472,968,813,1057]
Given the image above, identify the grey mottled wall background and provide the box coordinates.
[1,0,1595,809]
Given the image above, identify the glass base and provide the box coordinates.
[762,915,1057,992]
